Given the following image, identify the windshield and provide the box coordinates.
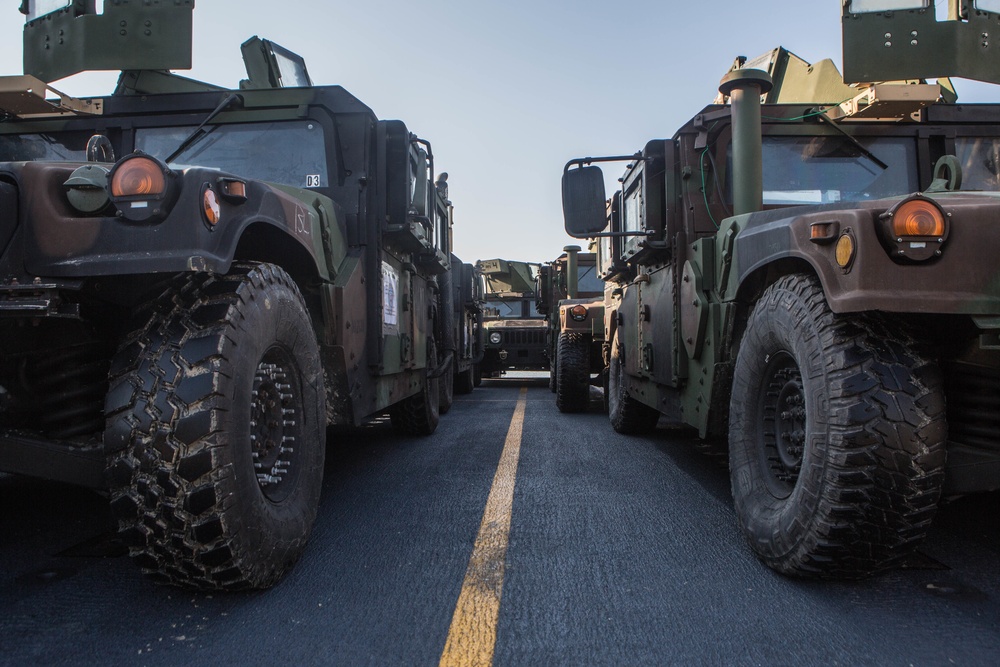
[735,135,918,205]
[955,137,1000,191]
[578,265,603,294]
[483,299,541,320]
[135,120,330,189]
[0,131,90,161]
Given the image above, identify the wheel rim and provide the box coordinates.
[758,352,806,499]
[250,346,303,503]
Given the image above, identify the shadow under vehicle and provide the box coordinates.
[562,0,1000,579]
[0,1,459,590]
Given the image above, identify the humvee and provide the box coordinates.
[0,1,458,589]
[562,0,1000,577]
[476,258,546,378]
[536,245,606,412]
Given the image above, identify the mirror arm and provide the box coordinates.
[585,230,658,239]
[563,153,645,175]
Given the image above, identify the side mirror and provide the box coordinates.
[562,166,607,238]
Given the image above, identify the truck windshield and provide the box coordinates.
[749,135,917,205]
[578,265,603,293]
[955,137,1000,191]
[0,131,90,161]
[484,299,542,319]
[135,120,330,189]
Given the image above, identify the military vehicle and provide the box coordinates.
[562,0,1000,578]
[536,245,605,412]
[0,1,458,590]
[476,258,546,377]
[449,251,484,397]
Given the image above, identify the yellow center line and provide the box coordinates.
[439,386,527,667]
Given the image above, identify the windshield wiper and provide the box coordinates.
[165,93,242,164]
[816,113,888,171]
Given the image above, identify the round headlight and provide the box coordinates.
[110,156,166,197]
[489,332,502,345]
[570,305,588,322]
[892,199,946,238]
[107,153,177,223]
[879,196,949,262]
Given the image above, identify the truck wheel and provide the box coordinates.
[608,331,659,434]
[104,262,326,590]
[455,366,475,395]
[556,333,590,413]
[389,338,441,436]
[729,274,947,578]
[440,359,455,414]
[601,366,610,414]
[548,357,557,393]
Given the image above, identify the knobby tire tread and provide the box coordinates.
[729,273,947,579]
[105,262,324,590]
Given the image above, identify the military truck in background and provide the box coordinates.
[536,245,605,412]
[450,251,484,396]
[562,0,1000,579]
[476,258,546,377]
[0,1,458,590]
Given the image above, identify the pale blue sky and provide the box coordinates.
[0,1,993,264]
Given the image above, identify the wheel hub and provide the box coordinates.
[760,355,806,497]
[250,350,301,501]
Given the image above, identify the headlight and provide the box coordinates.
[489,332,502,345]
[569,305,588,322]
[111,157,166,197]
[878,195,948,262]
[107,152,178,223]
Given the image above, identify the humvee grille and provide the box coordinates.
[505,330,546,346]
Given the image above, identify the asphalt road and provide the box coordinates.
[2,375,998,666]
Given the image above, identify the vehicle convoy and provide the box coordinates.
[0,1,458,590]
[476,257,546,378]
[562,0,1000,578]
[536,245,606,412]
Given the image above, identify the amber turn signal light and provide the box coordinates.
[203,187,221,226]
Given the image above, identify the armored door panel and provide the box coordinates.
[619,284,644,378]
[638,266,675,386]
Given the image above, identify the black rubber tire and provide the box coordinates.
[601,365,610,415]
[548,356,557,393]
[104,262,326,590]
[454,365,475,395]
[389,338,441,436]
[729,274,947,579]
[439,359,455,414]
[607,331,659,434]
[555,333,591,413]
[472,364,482,387]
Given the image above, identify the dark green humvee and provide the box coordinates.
[563,1,1000,578]
[0,1,458,589]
